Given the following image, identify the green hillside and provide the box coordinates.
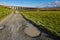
[0,6,13,21]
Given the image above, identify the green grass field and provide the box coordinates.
[0,6,13,21]
[21,10,60,37]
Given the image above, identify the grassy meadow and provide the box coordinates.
[0,6,13,21]
[21,10,60,37]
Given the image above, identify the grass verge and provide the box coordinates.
[0,6,13,21]
[21,10,60,37]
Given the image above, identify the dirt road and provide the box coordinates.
[0,11,57,40]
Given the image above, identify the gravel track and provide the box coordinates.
[0,11,57,40]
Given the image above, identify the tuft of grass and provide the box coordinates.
[21,10,60,37]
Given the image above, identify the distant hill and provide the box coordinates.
[0,5,60,11]
[0,5,11,9]
[19,7,60,11]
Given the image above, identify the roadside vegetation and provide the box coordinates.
[21,10,60,37]
[0,6,13,21]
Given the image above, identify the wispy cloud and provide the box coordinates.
[0,2,6,5]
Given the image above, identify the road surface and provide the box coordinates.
[0,11,58,40]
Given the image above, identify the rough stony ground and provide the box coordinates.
[0,11,57,40]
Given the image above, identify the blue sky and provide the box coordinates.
[0,0,60,7]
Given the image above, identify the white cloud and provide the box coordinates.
[0,2,6,5]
